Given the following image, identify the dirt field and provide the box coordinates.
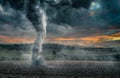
[0,61,120,78]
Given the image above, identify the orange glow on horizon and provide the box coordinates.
[46,32,120,46]
[0,32,119,46]
[0,35,35,44]
[48,35,119,42]
[52,38,77,41]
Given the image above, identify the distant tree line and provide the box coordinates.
[0,43,119,53]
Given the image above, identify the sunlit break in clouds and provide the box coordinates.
[89,2,101,11]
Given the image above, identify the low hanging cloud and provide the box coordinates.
[0,4,36,38]
[47,23,72,36]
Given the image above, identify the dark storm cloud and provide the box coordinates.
[0,0,93,35]
[0,5,36,37]
[0,0,119,45]
[71,0,92,8]
[99,0,120,25]
[46,0,120,37]
[49,0,120,27]
[102,0,120,12]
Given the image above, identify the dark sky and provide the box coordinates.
[0,0,120,47]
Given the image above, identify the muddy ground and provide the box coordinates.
[0,61,120,78]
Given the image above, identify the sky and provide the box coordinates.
[0,0,120,47]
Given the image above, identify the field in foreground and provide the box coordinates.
[0,61,120,78]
